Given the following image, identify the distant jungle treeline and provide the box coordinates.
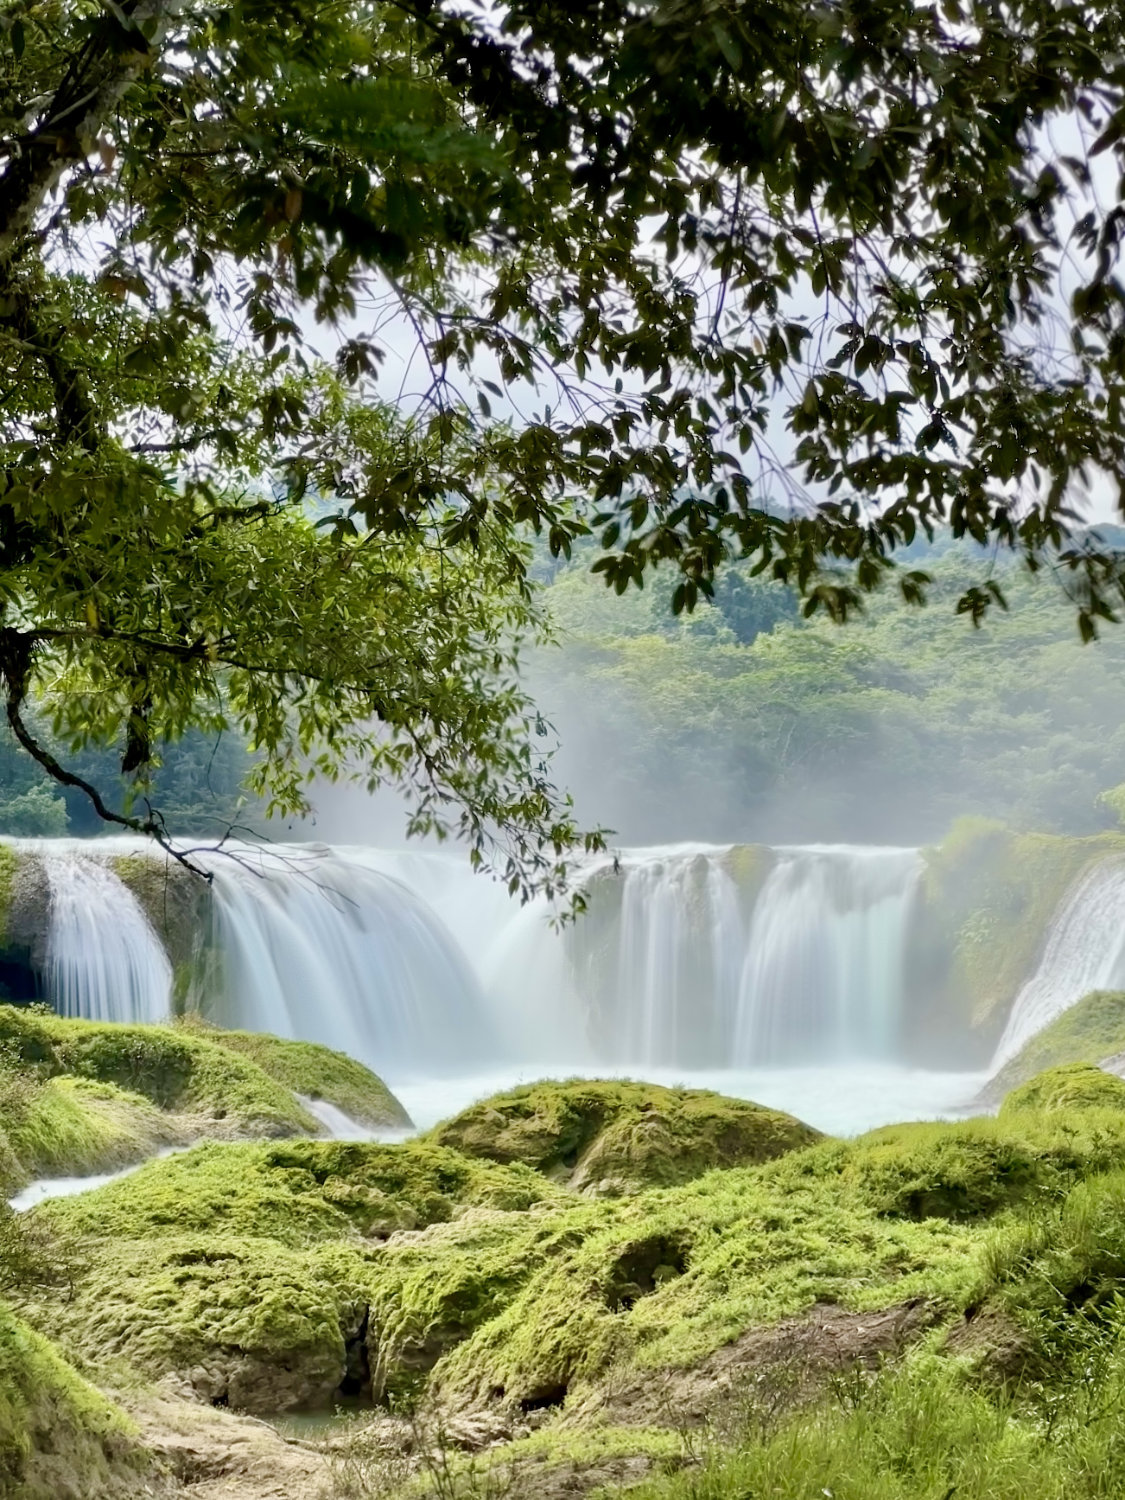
[532,533,1125,846]
[0,725,252,839]
[5,532,1125,846]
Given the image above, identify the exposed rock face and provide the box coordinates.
[2,847,51,995]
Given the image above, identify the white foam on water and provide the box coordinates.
[389,1062,987,1139]
[8,1145,188,1212]
[297,1093,411,1142]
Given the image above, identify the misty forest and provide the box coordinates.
[14,2,1125,1498]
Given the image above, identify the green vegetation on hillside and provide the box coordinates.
[986,991,1125,1101]
[901,824,1125,1062]
[537,551,1125,847]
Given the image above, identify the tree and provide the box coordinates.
[1,0,1124,887]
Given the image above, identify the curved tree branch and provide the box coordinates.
[0,627,210,880]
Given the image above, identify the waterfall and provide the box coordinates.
[199,846,502,1078]
[42,852,172,1023]
[732,847,922,1065]
[991,858,1125,1068]
[5,838,933,1073]
[544,843,922,1067]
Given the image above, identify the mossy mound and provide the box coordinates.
[36,1137,566,1246]
[186,1023,411,1128]
[999,1062,1125,1117]
[835,1115,1117,1221]
[23,1096,1125,1423]
[33,1232,370,1414]
[426,1107,1125,1409]
[428,1079,821,1196]
[984,990,1125,1104]
[0,1005,410,1193]
[0,1004,313,1127]
[3,1076,178,1187]
[27,1139,566,1412]
[0,1297,153,1499]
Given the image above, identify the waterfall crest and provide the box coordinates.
[991,859,1125,1068]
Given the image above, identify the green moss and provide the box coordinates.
[999,1063,1125,1117]
[188,1023,411,1128]
[0,1297,150,1499]
[0,1005,318,1134]
[428,1079,820,1195]
[36,1137,563,1246]
[109,852,209,973]
[0,843,18,943]
[4,1076,177,1185]
[26,1077,1125,1440]
[988,990,1125,1099]
[26,1138,566,1412]
[424,1107,1125,1407]
[718,843,776,913]
[26,1232,370,1413]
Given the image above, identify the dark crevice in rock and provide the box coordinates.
[519,1383,568,1413]
[607,1235,690,1312]
[339,1306,372,1400]
[0,945,42,1004]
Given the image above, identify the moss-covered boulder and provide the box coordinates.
[109,851,209,976]
[0,1297,154,1499]
[191,1025,411,1128]
[24,1137,567,1412]
[427,1079,821,1196]
[999,1062,1125,1117]
[983,990,1125,1106]
[36,1138,566,1246]
[0,1006,410,1193]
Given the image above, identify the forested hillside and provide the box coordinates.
[8,539,1125,851]
[534,542,1125,845]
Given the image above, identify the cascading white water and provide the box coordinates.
[10,838,933,1073]
[42,852,172,1023]
[991,859,1125,1068]
[200,845,502,1078]
[25,835,1125,1091]
[733,846,923,1065]
[506,843,923,1068]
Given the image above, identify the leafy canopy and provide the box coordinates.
[1,0,1124,883]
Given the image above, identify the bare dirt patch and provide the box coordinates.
[570,1297,941,1433]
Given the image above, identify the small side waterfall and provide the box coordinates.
[991,859,1125,1068]
[733,846,922,1065]
[43,853,172,1023]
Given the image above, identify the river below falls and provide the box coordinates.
[388,1062,990,1138]
[10,1063,987,1212]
